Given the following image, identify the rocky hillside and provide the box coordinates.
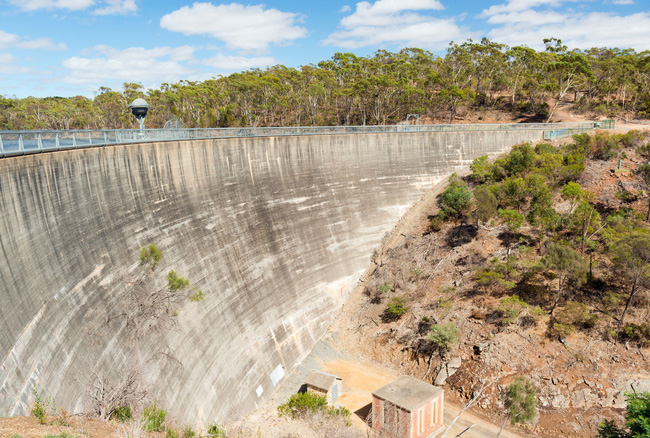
[334,128,650,438]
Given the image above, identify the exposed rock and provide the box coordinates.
[434,367,448,386]
[571,388,599,408]
[552,394,570,410]
[473,342,489,355]
[434,357,462,386]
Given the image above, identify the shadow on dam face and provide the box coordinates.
[0,130,543,422]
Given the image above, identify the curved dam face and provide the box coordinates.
[0,130,543,423]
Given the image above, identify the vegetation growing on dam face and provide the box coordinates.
[352,129,650,437]
[82,244,204,422]
[1,38,650,130]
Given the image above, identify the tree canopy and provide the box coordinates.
[2,38,649,131]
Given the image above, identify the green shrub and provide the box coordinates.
[474,269,514,294]
[636,142,650,160]
[470,155,493,184]
[112,405,131,422]
[616,130,645,148]
[166,428,179,438]
[205,423,226,438]
[429,323,460,350]
[530,306,546,317]
[615,190,640,203]
[440,174,472,220]
[497,295,529,325]
[557,301,598,330]
[277,392,351,423]
[436,298,452,310]
[167,270,190,292]
[535,143,556,155]
[551,322,576,338]
[142,401,166,432]
[182,426,196,438]
[277,392,327,418]
[139,243,162,267]
[619,324,650,348]
[190,290,205,302]
[506,143,535,175]
[430,216,443,232]
[505,377,537,425]
[378,282,392,294]
[31,386,47,425]
[384,297,409,320]
[473,185,498,224]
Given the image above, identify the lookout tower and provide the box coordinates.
[129,98,150,131]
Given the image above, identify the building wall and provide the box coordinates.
[373,392,445,438]
[307,385,331,404]
[410,393,444,438]
[0,130,543,423]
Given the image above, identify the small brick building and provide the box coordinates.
[304,370,343,404]
[372,375,444,438]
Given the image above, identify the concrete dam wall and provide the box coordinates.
[0,129,543,423]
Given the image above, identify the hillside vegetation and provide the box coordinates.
[2,38,650,130]
[341,129,650,437]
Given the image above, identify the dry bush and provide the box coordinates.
[114,418,146,438]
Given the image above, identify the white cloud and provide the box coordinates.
[340,5,351,12]
[7,0,95,11]
[62,45,198,87]
[160,2,307,51]
[6,0,135,13]
[482,0,650,50]
[93,0,137,15]
[0,53,31,75]
[324,0,471,50]
[0,30,67,51]
[202,53,276,71]
[18,38,67,51]
[480,0,581,16]
[608,0,634,4]
[0,31,20,49]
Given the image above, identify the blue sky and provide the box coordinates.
[1,0,649,98]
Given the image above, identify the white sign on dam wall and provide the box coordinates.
[0,129,544,422]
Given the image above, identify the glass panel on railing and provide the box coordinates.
[1,133,20,153]
[40,132,60,150]
[20,133,41,152]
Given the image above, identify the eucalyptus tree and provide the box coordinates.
[470,38,508,107]
[506,45,542,106]
[543,38,593,122]
[436,41,476,122]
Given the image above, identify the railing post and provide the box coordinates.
[72,133,77,148]
[56,133,60,149]
[38,133,43,151]
[18,134,24,153]
[88,132,92,145]
[0,134,4,156]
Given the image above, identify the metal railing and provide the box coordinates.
[0,121,614,158]
[543,120,616,140]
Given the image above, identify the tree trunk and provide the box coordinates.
[550,279,563,315]
[546,99,560,123]
[620,281,638,325]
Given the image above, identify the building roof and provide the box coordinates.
[372,375,443,412]
[305,370,341,392]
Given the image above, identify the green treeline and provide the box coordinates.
[2,37,649,131]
